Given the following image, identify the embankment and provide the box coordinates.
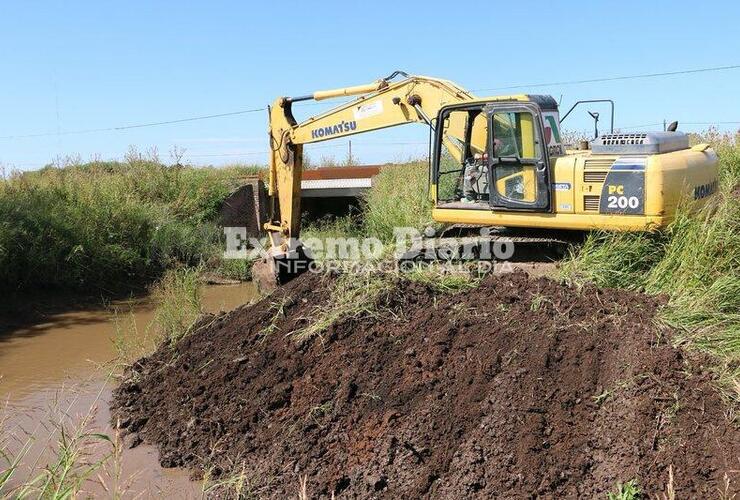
[112,271,739,498]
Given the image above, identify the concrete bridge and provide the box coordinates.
[300,165,380,198]
[220,165,382,237]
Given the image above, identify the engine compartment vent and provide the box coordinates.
[584,171,608,183]
[591,131,689,155]
[584,158,615,170]
[583,195,600,212]
[598,133,648,145]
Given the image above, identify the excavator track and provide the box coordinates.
[399,225,584,263]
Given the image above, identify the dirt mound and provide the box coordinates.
[112,272,739,498]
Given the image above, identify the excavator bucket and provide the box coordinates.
[252,257,279,294]
[252,246,312,294]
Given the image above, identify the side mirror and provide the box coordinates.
[588,111,600,139]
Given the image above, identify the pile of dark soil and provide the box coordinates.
[112,272,739,498]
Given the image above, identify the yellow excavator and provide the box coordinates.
[254,71,719,286]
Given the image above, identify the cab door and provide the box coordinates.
[487,103,551,211]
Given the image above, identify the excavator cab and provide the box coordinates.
[433,101,551,212]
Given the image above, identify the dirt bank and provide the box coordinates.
[112,272,739,498]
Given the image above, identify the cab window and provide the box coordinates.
[491,111,541,160]
[491,111,542,203]
[436,107,489,205]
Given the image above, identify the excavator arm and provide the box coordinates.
[256,73,471,286]
[256,71,530,288]
[266,73,473,230]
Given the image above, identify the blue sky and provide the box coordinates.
[1,0,739,170]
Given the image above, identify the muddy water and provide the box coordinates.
[0,283,258,498]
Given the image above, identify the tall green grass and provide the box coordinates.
[562,133,740,386]
[113,266,204,362]
[151,267,203,345]
[302,161,433,244]
[0,156,261,292]
[362,162,433,242]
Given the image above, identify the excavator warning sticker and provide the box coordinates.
[542,111,565,156]
[354,101,383,120]
[599,157,646,215]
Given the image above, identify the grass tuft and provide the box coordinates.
[607,479,642,500]
[201,464,257,499]
[290,272,396,342]
[113,266,203,360]
[404,265,481,294]
[0,385,119,499]
[150,267,203,345]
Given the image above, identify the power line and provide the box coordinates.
[0,100,349,141]
[1,64,739,141]
[186,151,270,158]
[185,143,343,159]
[683,121,740,125]
[108,108,266,130]
[473,64,740,92]
[619,121,740,130]
[618,123,664,130]
[184,140,428,158]
[0,107,266,140]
